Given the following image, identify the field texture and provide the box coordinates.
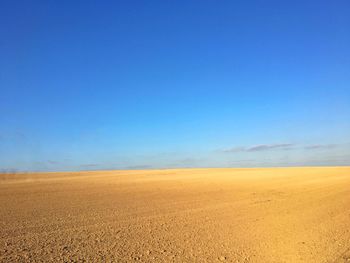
[0,167,350,262]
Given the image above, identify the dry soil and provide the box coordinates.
[0,167,349,262]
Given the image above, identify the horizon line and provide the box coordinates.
[1,165,350,174]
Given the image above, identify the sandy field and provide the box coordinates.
[0,167,349,262]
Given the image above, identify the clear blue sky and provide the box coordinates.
[1,1,349,171]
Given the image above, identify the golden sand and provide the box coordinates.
[1,167,349,262]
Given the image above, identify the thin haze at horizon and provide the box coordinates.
[1,1,349,171]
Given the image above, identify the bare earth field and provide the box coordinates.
[0,167,349,262]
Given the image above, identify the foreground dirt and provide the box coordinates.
[0,167,349,262]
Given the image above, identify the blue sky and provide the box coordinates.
[1,1,349,171]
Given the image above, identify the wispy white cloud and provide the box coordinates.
[221,143,295,153]
[304,144,337,150]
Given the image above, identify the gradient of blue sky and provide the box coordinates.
[1,1,349,171]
